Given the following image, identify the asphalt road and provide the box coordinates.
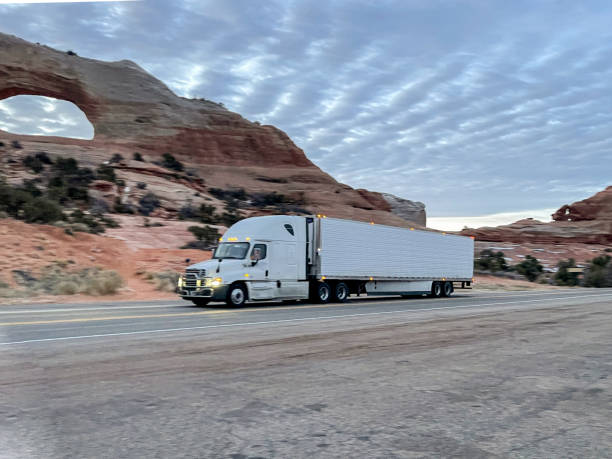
[2,289,612,458]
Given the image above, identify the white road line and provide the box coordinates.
[2,292,611,346]
[0,288,603,314]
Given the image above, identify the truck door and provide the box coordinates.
[247,242,275,300]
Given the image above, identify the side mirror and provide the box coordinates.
[251,259,258,266]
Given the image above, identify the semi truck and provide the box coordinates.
[177,215,474,307]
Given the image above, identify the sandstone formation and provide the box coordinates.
[460,187,612,245]
[0,32,424,227]
[552,186,612,222]
[381,193,426,227]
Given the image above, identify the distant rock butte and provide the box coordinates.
[460,187,612,244]
[0,32,423,227]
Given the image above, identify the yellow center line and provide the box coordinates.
[0,310,233,326]
[0,293,525,327]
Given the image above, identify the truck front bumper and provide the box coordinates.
[179,285,228,301]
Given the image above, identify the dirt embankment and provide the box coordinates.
[0,218,212,303]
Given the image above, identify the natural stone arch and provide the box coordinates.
[0,95,95,139]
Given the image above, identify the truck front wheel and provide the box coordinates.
[226,284,247,307]
[312,282,331,304]
[332,282,349,303]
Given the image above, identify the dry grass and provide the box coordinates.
[1,263,124,297]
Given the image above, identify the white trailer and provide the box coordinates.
[178,215,474,306]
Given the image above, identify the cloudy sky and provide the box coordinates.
[0,0,610,229]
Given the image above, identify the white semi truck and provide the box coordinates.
[177,215,474,307]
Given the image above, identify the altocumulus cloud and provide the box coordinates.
[0,0,610,221]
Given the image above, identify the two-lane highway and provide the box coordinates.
[2,289,612,458]
[2,289,612,346]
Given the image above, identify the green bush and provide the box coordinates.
[514,255,543,282]
[554,258,580,286]
[475,250,508,272]
[161,153,184,172]
[582,255,612,288]
[96,164,117,183]
[23,155,44,173]
[183,225,220,249]
[138,192,161,216]
[22,197,64,224]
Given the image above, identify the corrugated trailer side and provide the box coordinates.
[317,218,473,280]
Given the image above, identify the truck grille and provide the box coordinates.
[184,269,206,289]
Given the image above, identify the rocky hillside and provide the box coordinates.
[0,32,425,227]
[460,186,612,244]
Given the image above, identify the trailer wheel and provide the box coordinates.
[332,282,349,303]
[442,281,453,297]
[313,282,331,304]
[191,298,210,307]
[430,282,442,298]
[226,284,247,307]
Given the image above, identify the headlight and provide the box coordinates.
[177,277,183,288]
[211,277,223,287]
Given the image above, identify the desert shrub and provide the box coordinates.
[582,255,612,288]
[11,140,22,149]
[138,192,161,216]
[113,197,135,214]
[133,152,144,161]
[66,50,77,56]
[136,182,147,189]
[256,176,288,184]
[96,164,117,183]
[23,155,44,173]
[475,250,508,272]
[68,209,106,234]
[22,197,64,224]
[0,141,5,147]
[183,225,220,250]
[554,258,580,286]
[208,187,247,202]
[35,152,53,164]
[54,281,79,295]
[514,255,543,282]
[48,157,95,204]
[148,271,180,292]
[198,204,216,223]
[161,153,184,172]
[109,153,124,164]
[178,204,198,220]
[12,265,123,296]
[251,191,288,207]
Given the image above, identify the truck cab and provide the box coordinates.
[178,216,310,306]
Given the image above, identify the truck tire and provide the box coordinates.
[430,281,442,298]
[442,281,453,297]
[226,284,247,307]
[312,282,331,304]
[332,282,349,303]
[191,298,210,306]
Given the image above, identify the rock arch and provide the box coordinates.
[0,95,94,139]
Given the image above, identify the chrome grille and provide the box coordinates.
[184,269,206,289]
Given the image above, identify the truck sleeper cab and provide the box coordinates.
[177,215,474,307]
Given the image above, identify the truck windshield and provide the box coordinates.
[213,242,250,259]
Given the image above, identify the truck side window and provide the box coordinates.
[284,224,295,236]
[250,244,267,261]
